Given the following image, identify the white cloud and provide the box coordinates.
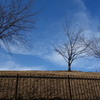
[86,67,94,70]
[75,12,90,24]
[71,0,91,26]
[75,0,87,11]
[43,52,67,66]
[0,60,45,71]
[1,41,49,57]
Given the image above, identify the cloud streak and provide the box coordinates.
[43,52,67,66]
[0,60,45,71]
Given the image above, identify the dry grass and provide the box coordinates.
[0,70,100,100]
[0,70,100,76]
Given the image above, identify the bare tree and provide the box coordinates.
[0,0,40,52]
[93,67,100,73]
[86,27,100,58]
[53,18,89,71]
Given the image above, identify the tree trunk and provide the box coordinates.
[68,62,71,71]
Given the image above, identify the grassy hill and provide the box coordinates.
[0,70,100,76]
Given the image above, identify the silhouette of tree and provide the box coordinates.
[54,17,89,71]
[86,27,100,58]
[0,0,40,52]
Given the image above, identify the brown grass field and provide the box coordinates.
[0,70,100,100]
[0,70,100,76]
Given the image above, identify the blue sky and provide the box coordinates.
[0,0,100,72]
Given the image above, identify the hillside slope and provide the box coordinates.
[0,70,100,76]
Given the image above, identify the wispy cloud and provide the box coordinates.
[74,0,87,11]
[43,51,67,66]
[75,12,90,24]
[0,60,45,71]
[1,41,49,57]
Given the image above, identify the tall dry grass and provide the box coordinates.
[0,71,99,100]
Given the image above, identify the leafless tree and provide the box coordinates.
[93,67,100,73]
[0,0,40,52]
[86,27,100,58]
[53,18,89,71]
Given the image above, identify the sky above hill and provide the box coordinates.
[0,0,100,72]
